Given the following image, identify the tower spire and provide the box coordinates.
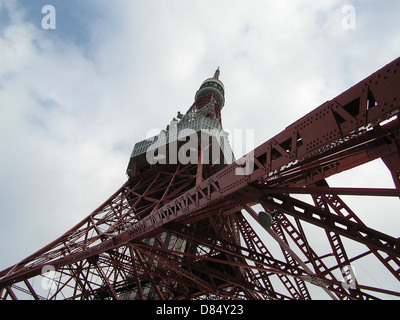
[213,67,220,80]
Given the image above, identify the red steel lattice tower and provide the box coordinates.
[1,59,400,300]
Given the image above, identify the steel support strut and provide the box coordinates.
[1,57,400,300]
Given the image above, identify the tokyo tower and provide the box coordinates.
[1,58,400,300]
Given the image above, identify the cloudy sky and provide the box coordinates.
[1,0,400,297]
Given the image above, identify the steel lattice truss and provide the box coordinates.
[1,58,400,300]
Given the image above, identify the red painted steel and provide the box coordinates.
[1,58,400,300]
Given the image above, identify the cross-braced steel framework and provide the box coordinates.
[1,58,400,300]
